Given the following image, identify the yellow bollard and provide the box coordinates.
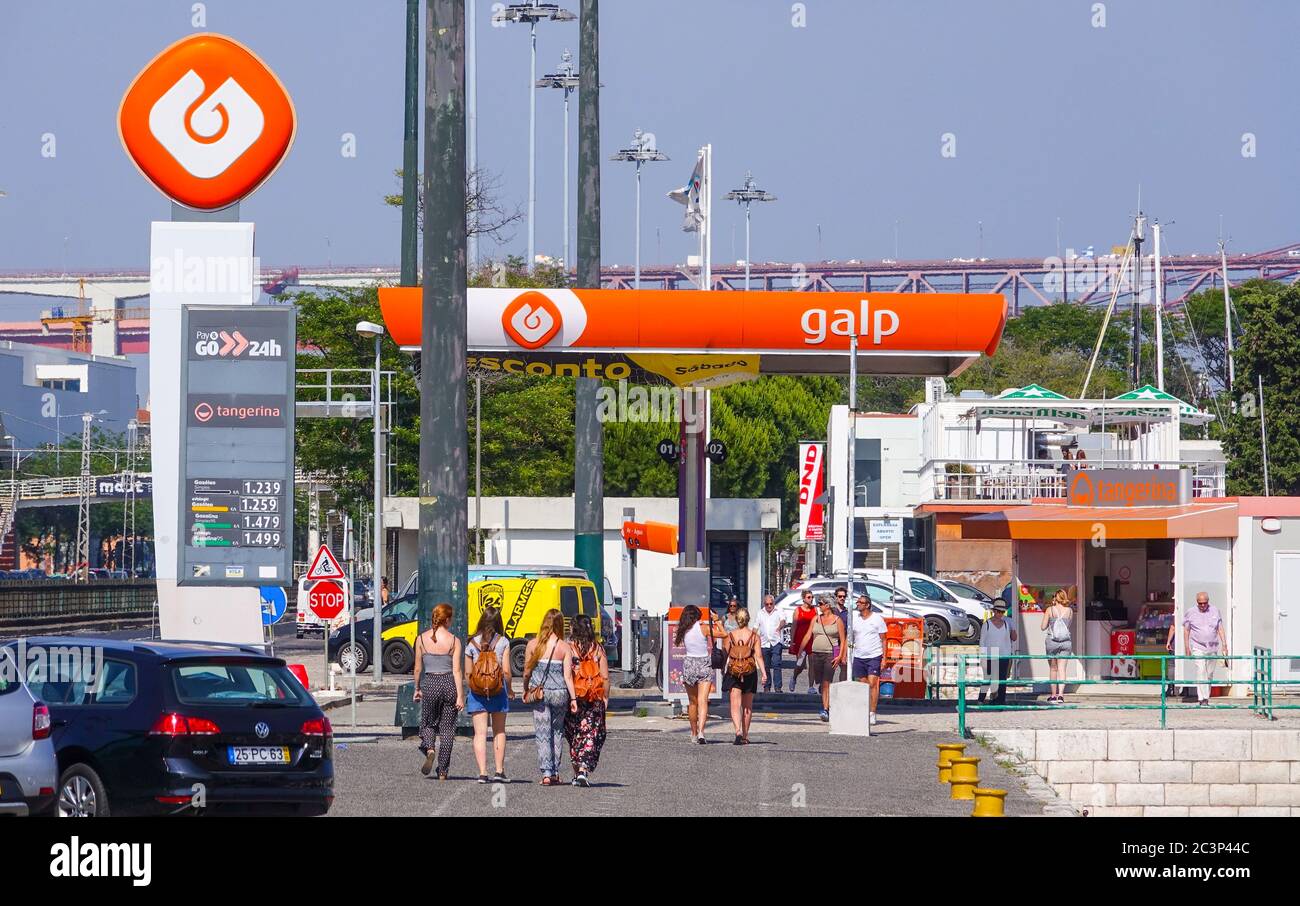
[971,788,1007,817]
[936,743,966,784]
[949,756,980,800]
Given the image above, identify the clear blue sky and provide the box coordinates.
[0,0,1295,273]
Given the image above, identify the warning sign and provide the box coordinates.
[305,544,345,581]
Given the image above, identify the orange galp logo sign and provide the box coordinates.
[119,33,296,210]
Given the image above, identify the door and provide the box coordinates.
[1106,550,1147,616]
[1274,553,1300,681]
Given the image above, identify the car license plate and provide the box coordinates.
[228,746,290,765]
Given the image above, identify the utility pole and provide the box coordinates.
[1131,211,1145,385]
[537,50,581,273]
[723,171,776,290]
[574,0,604,604]
[419,0,469,636]
[1153,221,1164,391]
[400,0,419,286]
[611,129,667,289]
[75,413,92,583]
[1220,238,1236,393]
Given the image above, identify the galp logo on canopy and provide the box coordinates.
[118,33,296,210]
[502,292,564,349]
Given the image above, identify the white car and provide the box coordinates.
[774,576,968,647]
[863,569,987,641]
[0,649,58,816]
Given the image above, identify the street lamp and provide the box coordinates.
[356,320,386,685]
[723,172,776,290]
[536,49,581,275]
[493,1,576,271]
[611,129,668,289]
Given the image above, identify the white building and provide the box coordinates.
[383,495,781,616]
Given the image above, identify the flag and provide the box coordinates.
[667,153,704,233]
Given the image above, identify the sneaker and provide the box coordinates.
[697,734,706,745]
[420,751,435,776]
[1198,699,1210,708]
[476,775,489,784]
[491,772,510,784]
[869,713,878,725]
[819,709,829,722]
[574,772,591,787]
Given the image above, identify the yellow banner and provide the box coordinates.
[629,354,761,390]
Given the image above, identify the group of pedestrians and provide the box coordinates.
[411,604,609,786]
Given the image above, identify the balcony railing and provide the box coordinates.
[923,458,1226,503]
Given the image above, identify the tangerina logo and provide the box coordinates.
[193,402,214,423]
[502,292,563,349]
[119,34,296,210]
[1068,471,1093,505]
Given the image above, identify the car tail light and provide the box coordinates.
[32,702,51,740]
[149,713,221,736]
[301,716,332,738]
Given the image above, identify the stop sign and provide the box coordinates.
[307,580,347,620]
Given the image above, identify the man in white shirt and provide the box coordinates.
[753,595,787,692]
[850,595,888,724]
[978,600,1018,705]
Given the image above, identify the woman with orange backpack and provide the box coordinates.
[465,605,513,784]
[723,607,767,744]
[562,615,608,787]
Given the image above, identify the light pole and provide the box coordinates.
[494,2,576,271]
[536,50,581,274]
[611,129,667,289]
[356,320,386,685]
[723,171,776,290]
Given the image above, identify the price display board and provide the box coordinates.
[178,305,295,586]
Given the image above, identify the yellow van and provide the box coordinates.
[381,567,602,675]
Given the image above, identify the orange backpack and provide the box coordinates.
[727,632,757,677]
[468,633,504,696]
[573,646,606,702]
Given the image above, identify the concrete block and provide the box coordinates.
[1108,730,1173,761]
[1291,762,1300,784]
[828,681,871,736]
[1115,783,1165,806]
[1094,760,1140,783]
[1068,783,1115,807]
[1139,761,1192,783]
[1029,760,1048,777]
[1208,784,1255,806]
[1173,730,1251,761]
[1037,729,1108,761]
[1143,806,1189,817]
[981,729,1035,762]
[1088,806,1144,817]
[1047,761,1094,784]
[1256,784,1300,807]
[1189,806,1239,817]
[1240,761,1290,784]
[1164,784,1210,806]
[1251,730,1300,761]
[1239,807,1290,817]
[1191,762,1239,784]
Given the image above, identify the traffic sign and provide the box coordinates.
[305,543,345,581]
[306,580,347,621]
[259,586,287,625]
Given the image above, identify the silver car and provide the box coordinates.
[0,652,58,816]
[774,578,928,647]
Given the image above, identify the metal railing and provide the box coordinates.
[0,580,157,623]
[922,458,1226,503]
[294,368,395,420]
[921,650,1299,736]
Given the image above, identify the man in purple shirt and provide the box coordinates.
[1183,592,1227,706]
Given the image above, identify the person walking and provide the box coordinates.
[1184,592,1227,707]
[465,606,513,783]
[796,594,846,721]
[523,609,574,786]
[723,598,741,633]
[564,615,608,786]
[413,603,464,780]
[1041,589,1073,704]
[977,600,1018,706]
[723,608,766,744]
[850,595,888,725]
[833,586,851,681]
[380,576,390,607]
[789,590,817,693]
[753,594,786,692]
[676,604,718,743]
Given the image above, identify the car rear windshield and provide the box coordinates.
[170,661,311,706]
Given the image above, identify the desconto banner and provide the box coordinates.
[379,287,1007,378]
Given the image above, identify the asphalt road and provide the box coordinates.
[328,716,1045,817]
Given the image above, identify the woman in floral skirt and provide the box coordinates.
[563,615,608,787]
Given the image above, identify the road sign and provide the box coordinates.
[307,580,347,621]
[305,544,345,581]
[259,586,287,625]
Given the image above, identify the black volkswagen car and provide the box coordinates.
[10,637,333,816]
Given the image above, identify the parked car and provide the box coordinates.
[864,569,987,641]
[0,652,57,816]
[9,637,333,816]
[773,577,934,645]
[328,593,419,674]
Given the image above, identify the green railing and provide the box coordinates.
[921,650,1300,736]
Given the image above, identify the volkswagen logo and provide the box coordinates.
[254,722,270,739]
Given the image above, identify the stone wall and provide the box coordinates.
[979,728,1300,817]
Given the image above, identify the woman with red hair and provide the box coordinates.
[413,603,464,780]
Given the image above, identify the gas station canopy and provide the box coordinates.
[378,287,1007,381]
